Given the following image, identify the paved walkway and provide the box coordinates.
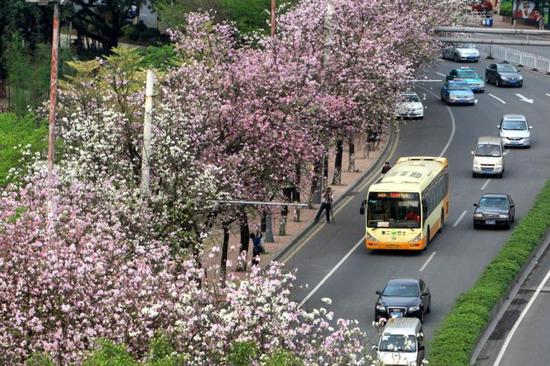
[204,130,392,275]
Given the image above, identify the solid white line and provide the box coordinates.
[453,210,468,227]
[419,251,437,272]
[488,93,507,104]
[546,93,550,97]
[299,236,364,307]
[493,269,550,366]
[436,72,446,77]
[481,179,491,190]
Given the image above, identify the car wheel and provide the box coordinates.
[419,311,424,323]
[511,214,515,223]
[426,298,431,314]
[504,221,511,230]
[454,54,459,62]
[472,172,477,178]
[485,75,489,83]
[498,171,504,178]
[496,78,500,87]
[518,82,523,88]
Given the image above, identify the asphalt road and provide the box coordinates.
[281,56,550,359]
[475,245,550,366]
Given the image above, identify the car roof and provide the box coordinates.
[480,193,509,199]
[502,114,526,121]
[476,136,502,145]
[382,317,422,334]
[455,67,475,71]
[386,278,420,286]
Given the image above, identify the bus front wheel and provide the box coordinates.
[439,209,445,233]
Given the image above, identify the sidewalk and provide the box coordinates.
[204,128,395,276]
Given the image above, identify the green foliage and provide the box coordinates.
[25,353,55,366]
[429,179,550,365]
[138,45,181,72]
[146,334,187,366]
[499,0,512,17]
[83,340,139,366]
[262,349,303,366]
[227,341,258,366]
[121,21,160,42]
[0,113,47,186]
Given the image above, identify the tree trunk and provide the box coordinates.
[332,139,343,185]
[236,210,249,272]
[294,163,301,221]
[220,223,230,288]
[309,159,321,208]
[348,138,356,172]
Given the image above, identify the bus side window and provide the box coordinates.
[422,199,427,222]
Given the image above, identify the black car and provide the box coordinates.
[473,193,515,229]
[375,279,431,323]
[485,63,523,87]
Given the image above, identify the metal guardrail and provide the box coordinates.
[482,44,550,73]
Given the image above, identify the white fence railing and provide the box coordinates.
[480,45,550,73]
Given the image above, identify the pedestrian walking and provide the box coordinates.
[314,187,333,224]
[536,12,544,30]
[251,231,263,266]
[381,161,392,175]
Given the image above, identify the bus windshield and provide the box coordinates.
[367,192,421,228]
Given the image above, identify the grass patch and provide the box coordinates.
[429,180,550,365]
[0,113,47,186]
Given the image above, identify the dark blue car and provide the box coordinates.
[440,81,475,105]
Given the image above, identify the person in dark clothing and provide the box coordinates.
[314,187,333,224]
[381,161,392,175]
[251,231,263,266]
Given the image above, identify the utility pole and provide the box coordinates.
[141,70,155,197]
[47,1,60,185]
[271,0,276,38]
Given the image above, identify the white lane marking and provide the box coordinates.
[419,251,437,272]
[481,179,491,190]
[436,72,446,77]
[515,93,534,104]
[299,236,364,307]
[493,269,550,366]
[488,93,506,104]
[453,210,467,227]
[400,79,443,83]
[300,86,456,305]
[546,93,550,97]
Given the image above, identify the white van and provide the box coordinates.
[375,317,425,366]
[471,136,507,178]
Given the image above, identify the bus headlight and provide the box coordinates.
[367,232,378,241]
[409,234,421,242]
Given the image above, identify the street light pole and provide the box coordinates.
[47,1,60,185]
[271,0,276,38]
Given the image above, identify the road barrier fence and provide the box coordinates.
[480,44,550,73]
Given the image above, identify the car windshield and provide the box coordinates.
[502,120,527,130]
[460,43,476,49]
[479,197,509,210]
[383,283,420,297]
[379,334,417,352]
[367,192,421,228]
[447,83,470,90]
[456,70,478,79]
[475,144,501,157]
[497,64,517,72]
[400,94,420,102]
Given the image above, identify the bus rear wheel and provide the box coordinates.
[427,226,431,244]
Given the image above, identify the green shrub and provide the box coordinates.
[0,113,47,186]
[82,340,139,366]
[429,180,550,365]
[499,0,512,17]
[146,334,187,366]
[226,341,258,366]
[262,349,303,366]
[26,353,55,366]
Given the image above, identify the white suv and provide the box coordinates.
[498,114,532,148]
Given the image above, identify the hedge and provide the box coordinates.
[429,179,550,365]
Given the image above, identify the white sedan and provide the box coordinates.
[395,92,424,119]
[442,43,480,62]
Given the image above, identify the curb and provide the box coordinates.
[469,229,550,365]
[271,124,399,263]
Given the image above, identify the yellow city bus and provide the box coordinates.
[362,156,449,250]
